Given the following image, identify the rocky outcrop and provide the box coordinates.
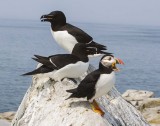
[0,111,15,126]
[0,111,15,122]
[2,89,159,126]
[0,119,11,126]
[123,89,160,126]
[11,71,149,126]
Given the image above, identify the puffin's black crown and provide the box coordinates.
[100,53,113,61]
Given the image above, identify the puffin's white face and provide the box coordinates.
[101,55,124,71]
[101,56,115,67]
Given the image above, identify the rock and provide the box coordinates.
[0,111,16,122]
[139,98,160,109]
[0,119,11,126]
[11,66,149,126]
[11,78,107,126]
[122,89,154,101]
[122,89,154,109]
[122,90,160,126]
[140,98,160,126]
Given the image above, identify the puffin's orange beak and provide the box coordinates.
[112,58,124,72]
[115,58,124,65]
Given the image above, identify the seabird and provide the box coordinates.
[22,43,111,82]
[40,11,107,56]
[66,54,124,116]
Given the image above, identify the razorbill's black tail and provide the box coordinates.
[84,43,111,55]
[34,55,48,60]
[22,65,53,76]
[91,41,107,50]
[99,51,112,55]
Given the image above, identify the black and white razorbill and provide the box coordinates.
[66,54,124,116]
[22,43,111,82]
[40,11,107,56]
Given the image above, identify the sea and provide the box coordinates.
[0,19,160,112]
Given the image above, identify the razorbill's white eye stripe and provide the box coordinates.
[40,10,107,56]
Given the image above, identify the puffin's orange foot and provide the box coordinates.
[90,100,105,116]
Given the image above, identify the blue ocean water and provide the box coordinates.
[0,19,160,112]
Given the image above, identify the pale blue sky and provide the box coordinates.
[0,0,160,26]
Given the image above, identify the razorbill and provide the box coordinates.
[40,11,107,56]
[23,43,111,82]
[66,54,124,116]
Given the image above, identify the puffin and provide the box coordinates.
[22,43,111,82]
[66,54,124,115]
[40,11,107,56]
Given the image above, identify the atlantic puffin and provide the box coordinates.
[66,54,124,115]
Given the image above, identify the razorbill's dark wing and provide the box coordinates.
[22,54,82,76]
[48,54,81,68]
[60,23,92,43]
[61,24,106,49]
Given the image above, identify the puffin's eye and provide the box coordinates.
[108,57,111,61]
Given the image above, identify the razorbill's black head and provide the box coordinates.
[41,11,66,26]
[72,43,111,59]
[66,54,124,116]
[40,10,107,55]
[22,43,111,82]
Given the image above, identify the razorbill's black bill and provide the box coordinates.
[22,43,111,82]
[40,11,107,56]
[66,54,124,116]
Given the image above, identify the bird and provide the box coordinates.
[22,43,111,82]
[40,11,107,56]
[66,54,124,116]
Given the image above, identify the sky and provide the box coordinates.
[0,0,160,26]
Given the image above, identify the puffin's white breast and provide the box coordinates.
[91,72,115,101]
[51,29,78,53]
